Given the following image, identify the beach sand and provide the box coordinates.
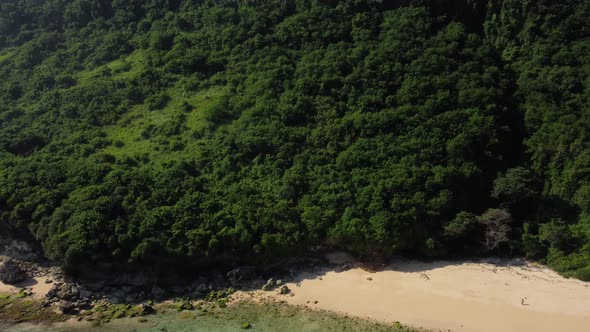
[241,253,590,332]
[3,253,590,332]
[0,275,53,299]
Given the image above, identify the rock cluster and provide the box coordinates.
[45,282,93,314]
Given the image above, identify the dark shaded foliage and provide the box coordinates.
[0,0,588,279]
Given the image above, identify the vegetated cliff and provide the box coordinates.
[0,0,588,279]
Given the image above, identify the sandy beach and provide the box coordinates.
[236,253,590,332]
[3,253,590,332]
[0,275,53,300]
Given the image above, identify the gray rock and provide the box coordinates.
[171,286,185,294]
[113,289,126,299]
[76,299,93,310]
[86,280,105,291]
[261,278,276,291]
[127,274,148,287]
[227,268,243,286]
[59,302,79,315]
[70,285,80,296]
[108,296,124,304]
[80,290,92,299]
[0,238,37,261]
[227,267,257,286]
[151,286,167,300]
[279,285,291,295]
[195,283,209,295]
[0,259,28,284]
[139,303,155,315]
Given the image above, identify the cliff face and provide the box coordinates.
[0,237,38,261]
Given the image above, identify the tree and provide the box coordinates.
[477,209,512,251]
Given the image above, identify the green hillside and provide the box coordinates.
[0,0,589,279]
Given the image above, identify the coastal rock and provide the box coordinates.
[76,299,93,310]
[0,259,28,284]
[0,237,38,261]
[79,289,93,299]
[151,286,167,300]
[279,285,291,295]
[172,286,185,294]
[127,274,149,287]
[59,302,79,315]
[85,280,105,291]
[261,278,275,291]
[227,268,244,286]
[195,283,209,295]
[57,283,80,301]
[139,303,155,315]
[227,267,257,287]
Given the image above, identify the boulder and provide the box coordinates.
[227,268,243,286]
[121,285,133,294]
[278,285,291,295]
[76,299,93,310]
[151,286,167,300]
[85,280,105,291]
[227,267,257,286]
[139,303,155,315]
[59,302,79,315]
[127,274,148,287]
[56,283,80,301]
[261,278,275,291]
[70,285,80,297]
[79,289,93,299]
[195,283,209,295]
[0,259,28,284]
[171,286,185,294]
[0,238,37,261]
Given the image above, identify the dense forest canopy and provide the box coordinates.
[0,0,589,279]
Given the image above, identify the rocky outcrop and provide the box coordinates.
[0,258,28,284]
[0,236,38,261]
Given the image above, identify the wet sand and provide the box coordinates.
[243,253,590,332]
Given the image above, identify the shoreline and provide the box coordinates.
[3,253,590,331]
[235,253,590,332]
